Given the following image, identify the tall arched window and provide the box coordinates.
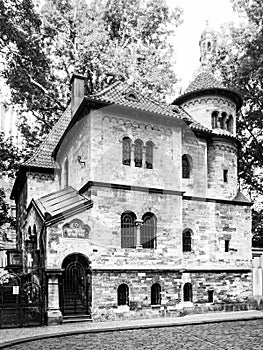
[221,112,227,129]
[151,283,161,305]
[146,141,153,169]
[121,212,136,248]
[134,139,143,167]
[141,213,156,248]
[182,229,192,252]
[122,137,131,166]
[183,283,193,302]
[117,284,129,306]
[211,111,218,128]
[182,154,191,179]
[226,115,233,133]
[64,158,69,187]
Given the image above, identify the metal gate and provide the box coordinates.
[0,271,43,328]
[61,254,91,315]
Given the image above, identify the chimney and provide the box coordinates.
[70,73,86,117]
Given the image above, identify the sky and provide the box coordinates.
[171,0,241,90]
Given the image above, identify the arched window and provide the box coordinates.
[146,141,153,169]
[226,115,233,133]
[141,213,156,248]
[183,283,193,302]
[182,154,191,179]
[134,139,143,167]
[117,284,129,306]
[121,212,136,248]
[122,137,131,166]
[182,229,192,252]
[151,283,161,305]
[211,111,218,128]
[221,112,227,129]
[207,41,211,51]
[64,158,69,187]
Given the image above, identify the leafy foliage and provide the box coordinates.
[211,0,263,246]
[0,0,182,146]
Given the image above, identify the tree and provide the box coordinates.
[0,0,183,147]
[0,132,24,228]
[211,0,263,246]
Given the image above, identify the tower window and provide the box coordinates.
[122,137,131,166]
[221,112,227,129]
[183,283,193,302]
[226,115,233,133]
[207,41,211,51]
[151,283,161,305]
[117,284,129,306]
[211,111,219,128]
[223,169,228,183]
[182,229,192,252]
[182,154,191,179]
[225,239,230,252]
[134,139,143,167]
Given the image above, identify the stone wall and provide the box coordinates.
[91,269,252,321]
[207,138,238,199]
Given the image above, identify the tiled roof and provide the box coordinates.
[172,70,242,110]
[87,81,193,122]
[35,186,92,220]
[24,107,71,169]
[184,71,225,94]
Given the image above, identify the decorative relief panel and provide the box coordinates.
[62,219,90,239]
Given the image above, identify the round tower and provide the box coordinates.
[172,25,243,200]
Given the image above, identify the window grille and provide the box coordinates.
[141,213,156,248]
[134,139,143,167]
[183,229,192,252]
[122,137,131,166]
[121,212,136,248]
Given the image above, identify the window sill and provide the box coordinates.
[151,304,161,308]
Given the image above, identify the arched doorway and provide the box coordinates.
[60,254,91,316]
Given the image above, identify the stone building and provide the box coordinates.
[10,29,253,325]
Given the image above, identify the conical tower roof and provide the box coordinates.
[172,70,242,111]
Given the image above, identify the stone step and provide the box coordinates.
[63,314,92,323]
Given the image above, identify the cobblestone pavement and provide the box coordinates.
[3,320,263,350]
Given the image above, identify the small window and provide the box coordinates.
[146,141,153,169]
[182,154,191,179]
[226,115,233,133]
[117,284,129,306]
[122,137,131,166]
[211,111,218,128]
[221,112,227,129]
[223,169,228,183]
[225,239,230,252]
[151,283,161,305]
[134,139,143,167]
[208,290,214,303]
[121,212,136,248]
[207,41,211,51]
[183,283,192,302]
[141,213,156,249]
[183,229,192,252]
[64,158,69,187]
